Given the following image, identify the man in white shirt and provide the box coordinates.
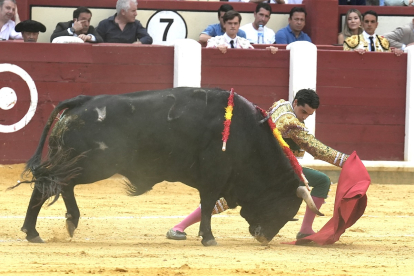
[207,10,254,53]
[240,3,275,44]
[206,10,278,54]
[0,0,22,40]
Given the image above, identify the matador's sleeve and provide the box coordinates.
[277,114,349,168]
[377,35,391,52]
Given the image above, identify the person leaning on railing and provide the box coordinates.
[0,0,22,41]
[384,18,414,50]
[96,0,152,44]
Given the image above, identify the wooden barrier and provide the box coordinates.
[1,41,406,163]
[316,50,406,161]
[2,0,413,164]
[201,48,290,107]
[0,42,174,164]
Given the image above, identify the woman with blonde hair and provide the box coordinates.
[338,9,363,44]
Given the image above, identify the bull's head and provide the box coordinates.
[240,186,323,245]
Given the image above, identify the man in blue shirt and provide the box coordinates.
[199,4,246,46]
[275,7,311,44]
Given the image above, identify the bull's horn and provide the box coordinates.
[296,186,324,216]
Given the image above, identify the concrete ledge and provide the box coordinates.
[299,160,414,184]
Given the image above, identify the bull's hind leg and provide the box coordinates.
[21,188,49,243]
[61,185,80,238]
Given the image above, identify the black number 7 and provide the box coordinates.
[160,19,174,41]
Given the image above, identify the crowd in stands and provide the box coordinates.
[0,0,412,54]
[0,0,152,44]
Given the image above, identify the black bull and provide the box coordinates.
[16,87,321,246]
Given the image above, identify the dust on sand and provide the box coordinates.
[0,164,413,275]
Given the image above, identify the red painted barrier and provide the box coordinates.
[316,50,406,160]
[201,48,290,107]
[1,0,412,163]
[0,42,407,163]
[0,42,174,164]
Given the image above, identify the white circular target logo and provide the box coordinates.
[0,64,38,133]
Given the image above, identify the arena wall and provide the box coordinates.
[0,42,174,164]
[0,41,407,164]
[1,0,414,171]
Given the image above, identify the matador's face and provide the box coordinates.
[292,99,315,122]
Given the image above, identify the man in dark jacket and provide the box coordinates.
[50,6,103,43]
[96,0,152,44]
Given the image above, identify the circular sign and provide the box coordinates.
[0,64,38,133]
[147,10,187,46]
[0,87,17,110]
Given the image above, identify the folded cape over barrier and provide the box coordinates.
[290,151,371,245]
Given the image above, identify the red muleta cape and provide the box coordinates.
[290,151,371,245]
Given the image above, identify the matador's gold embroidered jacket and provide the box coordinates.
[269,100,348,168]
[343,34,390,52]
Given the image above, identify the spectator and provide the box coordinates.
[228,0,285,3]
[96,0,152,44]
[344,10,391,53]
[206,10,277,54]
[207,10,253,53]
[338,9,363,44]
[0,0,21,40]
[240,3,275,44]
[199,4,246,46]
[15,19,45,42]
[50,7,103,43]
[383,0,410,5]
[338,0,366,4]
[384,18,414,50]
[275,7,311,44]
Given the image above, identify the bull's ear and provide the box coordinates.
[296,186,324,216]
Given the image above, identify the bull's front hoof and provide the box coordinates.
[66,220,77,238]
[201,238,217,246]
[27,236,45,243]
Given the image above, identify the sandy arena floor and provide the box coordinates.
[0,164,413,275]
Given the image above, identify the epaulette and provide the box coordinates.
[344,35,360,49]
[377,35,390,51]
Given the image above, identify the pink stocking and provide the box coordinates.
[173,207,202,232]
[299,196,325,235]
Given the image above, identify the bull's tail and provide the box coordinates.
[9,95,92,205]
[25,95,92,172]
[13,146,87,206]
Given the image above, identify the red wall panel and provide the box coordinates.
[316,51,406,161]
[201,49,290,108]
[0,44,408,163]
[0,43,174,164]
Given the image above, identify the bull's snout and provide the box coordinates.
[252,225,270,246]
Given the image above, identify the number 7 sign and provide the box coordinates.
[147,11,188,45]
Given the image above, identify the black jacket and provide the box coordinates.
[50,21,103,43]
